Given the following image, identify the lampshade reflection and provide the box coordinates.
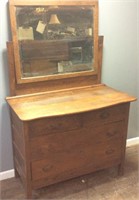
[49,14,60,24]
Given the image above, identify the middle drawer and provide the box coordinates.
[30,121,124,162]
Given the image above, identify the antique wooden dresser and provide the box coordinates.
[6,0,136,198]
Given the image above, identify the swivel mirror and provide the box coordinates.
[9,0,98,83]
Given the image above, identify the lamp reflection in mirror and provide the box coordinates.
[49,14,60,24]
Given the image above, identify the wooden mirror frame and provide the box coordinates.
[9,0,99,84]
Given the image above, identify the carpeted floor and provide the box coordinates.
[1,144,139,200]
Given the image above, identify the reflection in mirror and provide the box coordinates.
[16,6,94,78]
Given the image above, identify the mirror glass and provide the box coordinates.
[16,6,94,78]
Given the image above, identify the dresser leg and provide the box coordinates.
[118,163,124,176]
[25,185,32,199]
[25,181,32,198]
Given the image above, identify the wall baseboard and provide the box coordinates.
[0,137,139,181]
[0,169,14,181]
[126,136,139,147]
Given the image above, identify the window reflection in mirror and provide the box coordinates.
[16,6,94,78]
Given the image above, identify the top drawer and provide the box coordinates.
[28,114,81,138]
[82,103,129,128]
[28,103,129,138]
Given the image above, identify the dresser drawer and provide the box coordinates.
[30,121,124,161]
[31,121,124,182]
[82,103,128,127]
[28,114,81,138]
[31,139,121,182]
[28,103,128,138]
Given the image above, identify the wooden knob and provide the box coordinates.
[100,111,110,119]
[105,149,114,155]
[106,131,118,137]
[42,164,52,172]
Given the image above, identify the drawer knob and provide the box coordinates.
[50,123,62,130]
[50,124,56,129]
[106,149,114,155]
[100,111,110,119]
[42,164,52,172]
[106,131,115,137]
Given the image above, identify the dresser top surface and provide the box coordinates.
[6,84,136,121]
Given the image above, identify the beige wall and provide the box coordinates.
[99,0,138,138]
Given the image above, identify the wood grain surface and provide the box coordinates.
[6,84,136,121]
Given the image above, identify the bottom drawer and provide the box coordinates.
[31,121,124,185]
